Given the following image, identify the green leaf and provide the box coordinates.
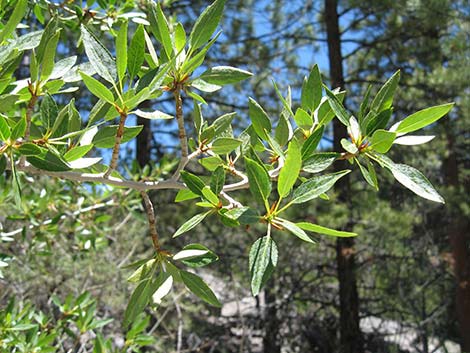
[364,108,392,136]
[191,79,221,92]
[211,137,242,154]
[292,170,350,204]
[301,64,322,112]
[150,3,173,59]
[395,103,454,134]
[174,244,218,268]
[80,72,114,104]
[212,112,236,137]
[40,30,60,81]
[296,222,357,237]
[181,32,220,76]
[174,22,186,52]
[189,0,226,51]
[274,218,315,243]
[341,138,358,154]
[180,171,206,196]
[27,149,71,171]
[210,166,225,194]
[173,211,211,238]
[301,126,324,160]
[199,66,252,85]
[245,157,271,206]
[202,186,219,205]
[0,94,19,112]
[64,144,93,161]
[356,158,377,190]
[17,143,41,156]
[180,270,221,307]
[92,125,143,148]
[303,152,339,173]
[116,21,128,82]
[11,117,26,140]
[0,115,11,141]
[248,98,271,140]
[128,25,145,79]
[370,70,400,115]
[277,140,301,198]
[249,235,278,296]
[175,189,199,202]
[0,0,28,44]
[199,155,224,171]
[40,93,58,130]
[324,85,350,126]
[293,108,313,129]
[370,129,396,153]
[388,163,444,203]
[50,56,77,80]
[81,25,117,83]
[123,271,167,328]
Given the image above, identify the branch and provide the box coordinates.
[140,191,160,251]
[104,112,127,178]
[172,87,188,180]
[9,161,184,191]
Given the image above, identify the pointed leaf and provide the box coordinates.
[210,166,225,194]
[200,66,252,85]
[370,70,400,114]
[277,140,301,198]
[396,103,454,134]
[389,163,444,203]
[180,271,221,307]
[274,218,315,243]
[292,170,350,204]
[180,171,206,196]
[303,152,339,173]
[189,0,226,50]
[370,129,396,153]
[248,97,271,140]
[249,235,278,296]
[173,211,211,238]
[245,157,271,205]
[128,25,145,79]
[301,64,322,112]
[80,72,114,104]
[296,222,357,237]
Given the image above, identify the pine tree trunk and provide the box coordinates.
[136,101,152,167]
[443,124,470,351]
[324,1,363,352]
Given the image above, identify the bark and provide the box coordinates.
[136,101,152,167]
[443,123,470,351]
[324,1,363,352]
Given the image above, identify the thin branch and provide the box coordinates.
[140,191,160,251]
[104,112,127,178]
[172,87,188,180]
[171,149,203,181]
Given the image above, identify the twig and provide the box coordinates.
[220,191,243,208]
[172,292,184,353]
[172,87,188,180]
[171,149,203,181]
[104,112,127,178]
[140,191,160,251]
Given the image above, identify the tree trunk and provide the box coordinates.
[324,1,363,352]
[443,124,470,351]
[136,116,152,167]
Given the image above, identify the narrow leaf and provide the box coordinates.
[245,157,271,206]
[277,140,301,198]
[249,235,277,296]
[396,103,454,134]
[296,222,357,237]
[80,72,114,104]
[180,271,221,307]
[292,170,350,204]
[173,211,211,238]
[248,97,271,140]
[189,0,226,50]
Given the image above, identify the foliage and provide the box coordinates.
[0,0,455,351]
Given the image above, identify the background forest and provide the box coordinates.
[0,0,469,352]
